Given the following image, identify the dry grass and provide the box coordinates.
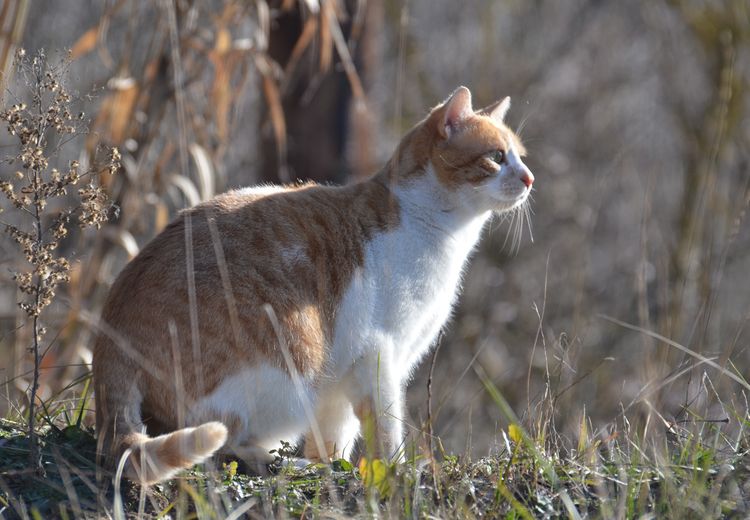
[1,364,748,518]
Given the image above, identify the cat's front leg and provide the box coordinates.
[304,391,359,462]
[349,353,405,463]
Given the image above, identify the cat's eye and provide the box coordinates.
[491,150,506,165]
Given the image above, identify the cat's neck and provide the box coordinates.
[375,163,491,251]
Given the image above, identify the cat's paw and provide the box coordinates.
[279,457,314,471]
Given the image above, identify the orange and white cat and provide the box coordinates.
[93,86,534,484]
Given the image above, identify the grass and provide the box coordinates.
[1,379,748,519]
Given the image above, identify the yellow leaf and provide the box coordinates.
[95,80,139,143]
[215,28,231,54]
[154,200,169,233]
[508,423,523,445]
[70,27,99,59]
[358,457,391,497]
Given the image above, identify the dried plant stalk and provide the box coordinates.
[0,49,120,471]
[0,0,29,101]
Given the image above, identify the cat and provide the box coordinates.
[92,86,534,484]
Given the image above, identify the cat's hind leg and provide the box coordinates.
[304,390,360,462]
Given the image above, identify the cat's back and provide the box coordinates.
[95,179,399,366]
[98,184,303,314]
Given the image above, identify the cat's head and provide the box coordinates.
[392,86,533,216]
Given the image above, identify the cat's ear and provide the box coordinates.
[489,96,511,123]
[440,86,473,139]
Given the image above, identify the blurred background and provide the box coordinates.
[1,0,748,458]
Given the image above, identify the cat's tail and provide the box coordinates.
[117,422,228,485]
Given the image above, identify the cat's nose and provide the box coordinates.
[520,169,534,189]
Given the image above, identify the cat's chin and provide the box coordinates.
[489,194,529,213]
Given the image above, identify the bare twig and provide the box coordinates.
[426,335,442,499]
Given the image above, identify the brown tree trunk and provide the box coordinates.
[259,1,381,185]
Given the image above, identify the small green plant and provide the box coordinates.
[0,48,120,472]
[222,459,239,484]
[269,439,298,468]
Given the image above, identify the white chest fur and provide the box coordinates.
[330,172,490,381]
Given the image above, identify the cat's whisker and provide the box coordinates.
[488,211,500,235]
[439,153,460,169]
[515,103,538,139]
[516,118,529,140]
[507,200,532,254]
[512,205,523,254]
[524,202,534,243]
[501,207,517,251]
